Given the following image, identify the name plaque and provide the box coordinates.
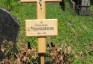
[25,19,58,36]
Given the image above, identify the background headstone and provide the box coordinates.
[0,7,20,43]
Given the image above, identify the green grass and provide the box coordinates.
[0,1,93,63]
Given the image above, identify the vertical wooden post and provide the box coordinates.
[37,0,46,64]
[38,37,46,64]
[40,54,45,64]
[37,0,45,19]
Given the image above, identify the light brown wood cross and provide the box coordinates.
[21,0,62,18]
[20,0,62,64]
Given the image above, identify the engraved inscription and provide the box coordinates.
[25,19,58,36]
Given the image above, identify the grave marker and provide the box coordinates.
[20,0,62,64]
[25,19,58,36]
[0,7,20,42]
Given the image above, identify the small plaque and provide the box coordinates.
[25,19,58,36]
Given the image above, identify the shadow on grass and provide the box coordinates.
[59,0,65,11]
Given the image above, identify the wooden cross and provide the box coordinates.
[20,0,62,64]
[20,0,62,18]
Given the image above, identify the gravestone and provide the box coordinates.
[0,7,20,43]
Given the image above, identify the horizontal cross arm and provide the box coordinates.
[45,0,62,2]
[20,0,37,3]
[20,0,62,3]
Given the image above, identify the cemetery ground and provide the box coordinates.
[0,0,93,64]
